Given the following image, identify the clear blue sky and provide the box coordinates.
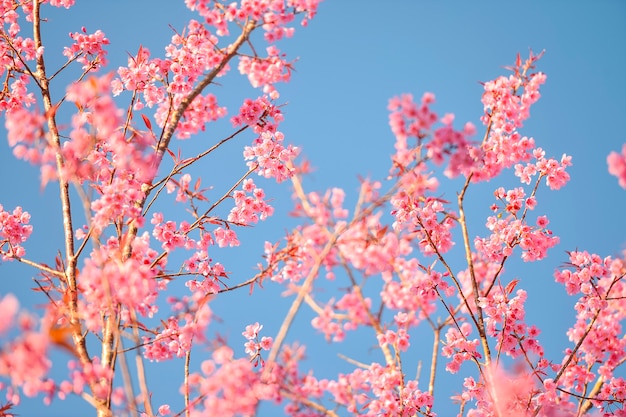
[1,1,625,416]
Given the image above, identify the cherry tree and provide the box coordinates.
[0,1,625,417]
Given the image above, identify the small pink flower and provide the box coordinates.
[242,322,263,340]
[259,336,273,350]
[536,215,549,228]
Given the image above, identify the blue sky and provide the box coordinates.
[1,1,625,416]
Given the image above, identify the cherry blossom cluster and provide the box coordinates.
[228,178,274,225]
[111,46,167,109]
[242,322,273,367]
[232,96,281,128]
[475,213,559,263]
[260,230,317,284]
[110,0,321,139]
[176,93,228,139]
[0,205,33,260]
[63,27,110,71]
[473,52,547,182]
[185,0,321,37]
[386,96,465,256]
[184,345,277,417]
[441,322,482,373]
[377,327,411,353]
[184,257,226,295]
[311,291,373,342]
[149,18,231,139]
[458,364,542,417]
[515,147,572,190]
[4,105,51,168]
[152,213,234,295]
[213,226,240,247]
[554,251,626,389]
[8,71,158,188]
[67,74,158,180]
[238,46,293,94]
[391,184,456,257]
[478,288,544,358]
[0,9,37,109]
[234,98,299,182]
[151,212,194,252]
[182,230,228,294]
[291,363,433,416]
[0,3,22,37]
[245,129,298,179]
[310,304,344,342]
[59,358,113,402]
[0,313,53,406]
[335,215,401,279]
[165,19,222,92]
[387,93,477,180]
[380,266,445,324]
[48,0,75,9]
[89,177,147,235]
[387,93,438,159]
[476,181,561,263]
[143,302,212,362]
[79,234,165,332]
[258,186,356,285]
[0,73,36,114]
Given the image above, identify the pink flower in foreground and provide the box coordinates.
[608,144,626,189]
[481,363,538,417]
[0,327,51,401]
[0,294,19,335]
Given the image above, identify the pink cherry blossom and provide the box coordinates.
[0,317,52,404]
[0,294,18,335]
[608,144,626,189]
[49,0,75,8]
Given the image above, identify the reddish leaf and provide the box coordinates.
[141,113,152,130]
[505,279,520,296]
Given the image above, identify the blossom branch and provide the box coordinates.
[145,125,249,213]
[458,175,491,364]
[155,19,257,160]
[263,224,345,375]
[32,0,103,414]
